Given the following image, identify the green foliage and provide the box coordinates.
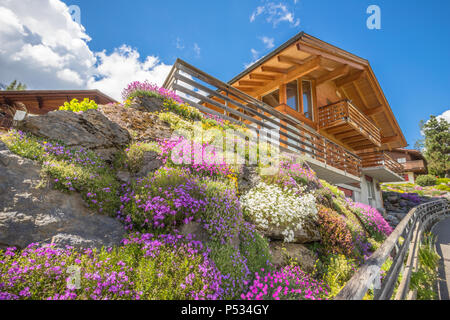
[437,178,450,185]
[419,115,450,177]
[238,227,272,276]
[315,254,356,299]
[320,179,345,198]
[2,131,120,216]
[436,184,450,192]
[416,174,438,187]
[5,80,27,91]
[59,98,98,112]
[410,233,440,300]
[120,142,161,174]
[0,236,220,300]
[207,242,250,299]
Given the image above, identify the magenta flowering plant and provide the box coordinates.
[263,160,318,193]
[158,136,237,184]
[347,200,393,241]
[117,166,243,245]
[121,81,183,104]
[0,234,223,300]
[241,265,329,300]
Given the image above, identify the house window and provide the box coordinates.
[262,89,280,108]
[397,158,407,164]
[302,80,313,120]
[366,179,376,206]
[286,80,299,111]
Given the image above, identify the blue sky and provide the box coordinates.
[1,0,449,147]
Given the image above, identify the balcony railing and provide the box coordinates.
[359,151,404,176]
[164,59,362,178]
[403,160,426,172]
[318,99,381,150]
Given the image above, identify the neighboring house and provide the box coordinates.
[386,148,428,183]
[0,90,116,129]
[164,32,407,210]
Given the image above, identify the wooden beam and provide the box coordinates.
[381,135,399,144]
[253,56,322,97]
[238,80,265,86]
[297,43,366,70]
[335,71,365,87]
[277,55,307,66]
[249,74,276,81]
[261,66,290,74]
[365,105,384,116]
[316,64,350,86]
[334,130,358,139]
[342,136,369,144]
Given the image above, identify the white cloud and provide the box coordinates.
[437,110,450,123]
[250,2,300,27]
[87,45,171,100]
[260,36,275,49]
[0,0,172,100]
[193,43,201,57]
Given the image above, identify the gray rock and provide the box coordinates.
[130,96,165,113]
[269,241,317,273]
[17,110,131,161]
[135,151,163,178]
[262,223,321,244]
[0,141,125,250]
[237,165,261,195]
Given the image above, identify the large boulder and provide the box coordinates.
[262,223,321,244]
[99,103,173,143]
[0,141,125,250]
[269,241,317,273]
[17,110,131,161]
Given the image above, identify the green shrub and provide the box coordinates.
[315,254,357,299]
[207,242,251,299]
[437,178,450,185]
[238,225,272,276]
[123,142,161,174]
[410,233,440,300]
[436,184,450,192]
[416,175,438,187]
[59,98,98,112]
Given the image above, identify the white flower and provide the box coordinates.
[241,182,318,243]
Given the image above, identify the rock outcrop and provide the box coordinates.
[0,141,125,250]
[99,103,173,143]
[269,242,317,273]
[17,110,131,161]
[382,191,442,228]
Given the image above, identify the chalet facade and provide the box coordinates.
[386,149,428,183]
[164,32,407,210]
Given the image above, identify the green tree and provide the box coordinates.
[419,115,450,178]
[5,80,27,91]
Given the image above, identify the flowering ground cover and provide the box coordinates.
[0,82,395,300]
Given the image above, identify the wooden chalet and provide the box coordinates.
[386,148,428,183]
[165,32,407,208]
[0,90,116,115]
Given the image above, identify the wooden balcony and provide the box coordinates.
[358,151,404,182]
[318,99,381,151]
[403,160,427,173]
